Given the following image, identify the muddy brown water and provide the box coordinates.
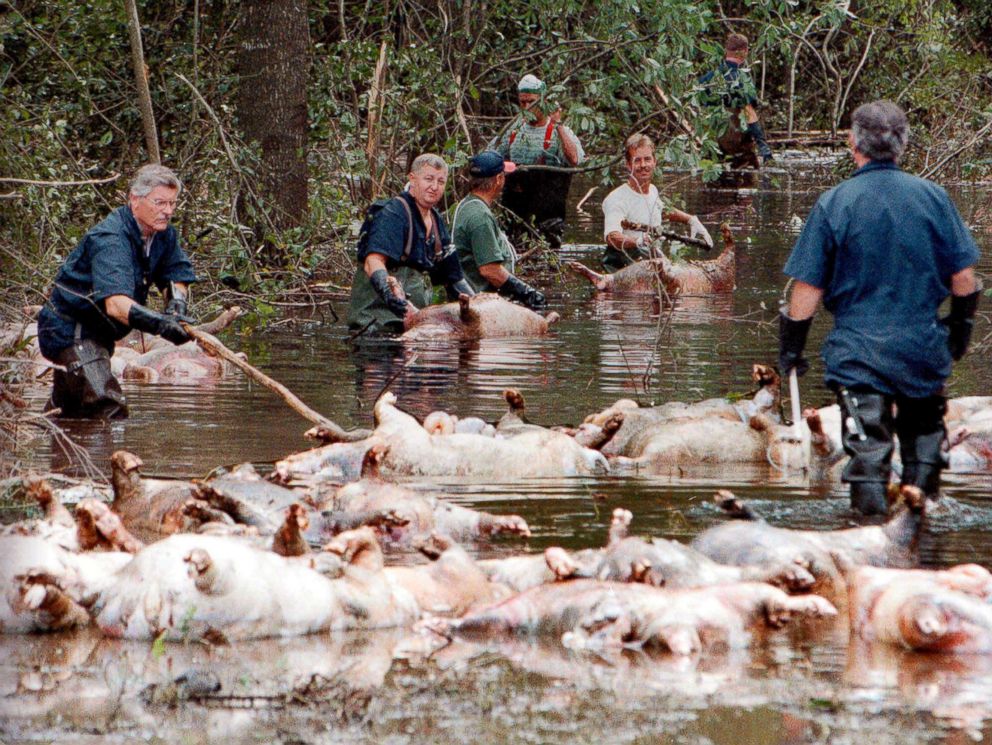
[7,153,992,744]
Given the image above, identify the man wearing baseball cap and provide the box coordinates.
[451,150,546,311]
[489,73,585,248]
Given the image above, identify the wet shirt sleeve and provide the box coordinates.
[934,188,980,277]
[153,230,197,288]
[89,230,139,302]
[784,201,834,289]
[358,200,409,264]
[602,190,625,238]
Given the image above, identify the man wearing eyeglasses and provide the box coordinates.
[36,164,197,418]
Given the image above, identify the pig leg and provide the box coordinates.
[25,476,74,527]
[74,498,145,553]
[744,559,816,593]
[184,548,231,595]
[413,531,454,560]
[573,413,624,450]
[322,527,385,572]
[763,593,838,628]
[545,547,579,580]
[608,508,633,547]
[476,513,532,538]
[16,572,91,630]
[271,504,311,557]
[182,498,236,528]
[567,261,613,291]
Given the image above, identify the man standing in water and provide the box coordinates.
[451,150,546,310]
[601,134,713,269]
[698,33,774,169]
[490,74,585,248]
[347,154,475,335]
[779,100,980,515]
[36,164,197,418]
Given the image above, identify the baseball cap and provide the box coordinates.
[469,150,517,177]
[517,74,546,94]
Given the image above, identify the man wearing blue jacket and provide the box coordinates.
[779,100,980,515]
[37,164,197,418]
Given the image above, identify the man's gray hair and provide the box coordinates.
[129,164,182,197]
[851,100,909,162]
[410,153,448,174]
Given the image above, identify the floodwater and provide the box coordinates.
[6,152,992,744]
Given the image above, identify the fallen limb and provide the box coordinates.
[182,324,372,441]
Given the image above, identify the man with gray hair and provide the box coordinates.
[37,163,197,418]
[778,100,980,515]
[348,153,475,334]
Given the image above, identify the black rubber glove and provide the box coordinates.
[942,288,981,360]
[369,269,408,318]
[446,277,477,300]
[164,281,194,322]
[746,121,774,163]
[128,303,191,345]
[498,275,547,311]
[778,311,812,376]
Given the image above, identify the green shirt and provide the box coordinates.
[451,194,515,291]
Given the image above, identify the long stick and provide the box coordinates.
[620,220,713,251]
[182,324,371,442]
[789,368,802,440]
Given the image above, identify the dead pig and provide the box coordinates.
[691,486,927,602]
[401,293,559,341]
[429,579,835,655]
[568,224,736,296]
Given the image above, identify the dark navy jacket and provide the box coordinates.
[37,206,196,359]
[698,60,758,110]
[784,161,979,397]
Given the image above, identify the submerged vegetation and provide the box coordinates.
[1,0,991,310]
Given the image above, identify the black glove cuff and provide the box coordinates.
[128,303,190,345]
[369,269,407,317]
[950,288,981,322]
[447,278,476,300]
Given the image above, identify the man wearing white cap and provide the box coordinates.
[451,150,546,310]
[489,74,585,248]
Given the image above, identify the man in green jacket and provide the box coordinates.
[451,150,545,310]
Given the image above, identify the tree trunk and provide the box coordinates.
[124,0,160,163]
[235,0,310,232]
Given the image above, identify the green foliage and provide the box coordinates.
[2,0,990,310]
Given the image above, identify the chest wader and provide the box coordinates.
[347,265,432,335]
[717,111,760,170]
[836,389,948,515]
[46,323,128,419]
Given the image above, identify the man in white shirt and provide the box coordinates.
[602,134,713,269]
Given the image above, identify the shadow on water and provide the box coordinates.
[10,152,992,743]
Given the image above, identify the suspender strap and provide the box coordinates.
[542,121,555,151]
[394,197,415,260]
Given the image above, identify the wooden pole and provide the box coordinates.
[182,324,372,442]
[124,0,161,163]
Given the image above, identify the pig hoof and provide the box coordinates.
[545,547,579,580]
[493,515,531,537]
[415,615,453,641]
[184,548,213,578]
[611,508,633,530]
[798,596,838,618]
[414,532,453,559]
[780,564,815,593]
[752,364,779,387]
[502,389,526,412]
